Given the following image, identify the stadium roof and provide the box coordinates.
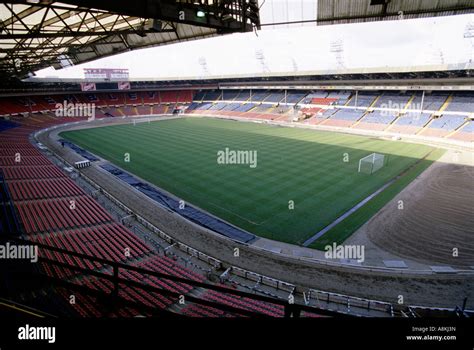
[260,0,474,30]
[0,0,473,81]
[314,0,474,26]
[0,0,260,79]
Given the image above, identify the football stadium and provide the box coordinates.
[0,0,473,347]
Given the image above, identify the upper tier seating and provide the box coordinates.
[141,91,160,104]
[160,91,179,103]
[325,91,351,105]
[302,91,328,103]
[127,92,138,102]
[284,91,307,104]
[373,93,411,109]
[444,94,474,112]
[250,90,270,102]
[221,90,240,101]
[264,92,285,103]
[203,90,222,101]
[409,93,449,111]
[177,90,193,103]
[193,91,207,102]
[345,92,378,107]
[235,90,251,101]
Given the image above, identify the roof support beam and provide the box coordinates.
[0,28,174,39]
[58,0,256,32]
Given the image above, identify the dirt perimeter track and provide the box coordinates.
[366,152,474,267]
[37,117,474,309]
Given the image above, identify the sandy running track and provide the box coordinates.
[365,150,474,267]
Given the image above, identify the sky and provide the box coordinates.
[34,12,474,80]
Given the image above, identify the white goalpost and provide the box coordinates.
[358,153,385,174]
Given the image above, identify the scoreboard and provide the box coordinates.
[84,68,129,80]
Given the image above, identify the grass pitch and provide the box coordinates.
[61,117,440,247]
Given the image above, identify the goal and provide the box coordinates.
[358,153,385,174]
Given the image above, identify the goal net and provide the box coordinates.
[358,153,385,174]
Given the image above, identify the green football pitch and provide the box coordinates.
[61,117,442,248]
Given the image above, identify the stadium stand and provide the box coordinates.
[324,109,366,127]
[285,91,307,104]
[0,119,19,132]
[192,91,206,102]
[443,94,474,112]
[2,89,470,144]
[177,90,473,143]
[264,91,285,103]
[121,106,138,116]
[346,92,379,107]
[221,90,240,101]
[182,288,285,318]
[0,170,21,236]
[372,92,411,109]
[355,110,399,131]
[1,113,304,319]
[326,91,352,105]
[141,91,160,104]
[389,112,432,134]
[449,120,474,142]
[202,90,221,101]
[208,102,228,110]
[0,90,191,119]
[301,109,335,125]
[302,91,328,103]
[235,90,251,101]
[420,115,467,138]
[221,103,243,111]
[0,86,472,320]
[410,92,449,111]
[235,103,258,112]
[250,90,270,102]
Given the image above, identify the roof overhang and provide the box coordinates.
[0,0,260,79]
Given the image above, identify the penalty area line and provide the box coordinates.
[302,179,395,247]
